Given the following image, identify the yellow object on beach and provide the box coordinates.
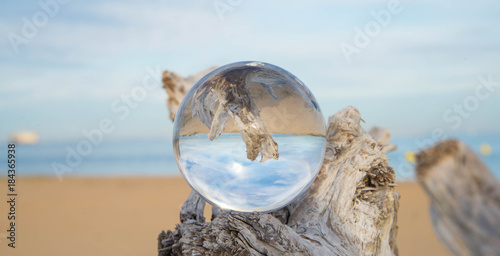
[480,143,492,156]
[405,151,416,163]
[9,131,39,145]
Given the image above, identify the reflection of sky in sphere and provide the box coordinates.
[178,133,326,212]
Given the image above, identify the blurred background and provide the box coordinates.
[1,0,499,179]
[0,1,499,255]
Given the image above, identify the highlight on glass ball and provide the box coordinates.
[173,61,326,212]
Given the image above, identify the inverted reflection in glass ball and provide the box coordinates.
[173,61,326,212]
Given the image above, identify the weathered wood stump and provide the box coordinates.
[158,69,399,256]
[416,140,500,256]
[162,67,215,121]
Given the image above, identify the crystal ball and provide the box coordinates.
[173,61,326,212]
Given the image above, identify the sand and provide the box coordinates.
[0,177,450,256]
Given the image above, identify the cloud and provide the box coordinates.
[0,0,499,139]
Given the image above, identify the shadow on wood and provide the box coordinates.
[158,69,399,256]
[416,140,500,256]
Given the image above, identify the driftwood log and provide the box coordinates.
[158,69,399,255]
[416,140,500,256]
[162,67,215,121]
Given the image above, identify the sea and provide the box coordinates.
[387,134,500,180]
[2,134,499,181]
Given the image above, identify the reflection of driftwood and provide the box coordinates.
[416,140,500,256]
[164,67,279,162]
[159,70,399,255]
[165,65,323,163]
[191,68,283,162]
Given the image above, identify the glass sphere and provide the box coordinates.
[173,61,326,212]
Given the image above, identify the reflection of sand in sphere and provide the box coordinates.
[179,83,324,137]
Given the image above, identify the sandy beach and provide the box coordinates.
[0,177,450,256]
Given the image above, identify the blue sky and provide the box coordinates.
[1,0,499,143]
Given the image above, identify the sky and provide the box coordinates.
[1,0,500,143]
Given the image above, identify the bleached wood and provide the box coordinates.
[158,69,399,256]
[369,127,397,153]
[416,140,500,256]
[162,67,215,121]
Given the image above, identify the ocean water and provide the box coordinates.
[2,134,498,182]
[176,133,326,212]
[388,134,500,180]
[1,139,179,177]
